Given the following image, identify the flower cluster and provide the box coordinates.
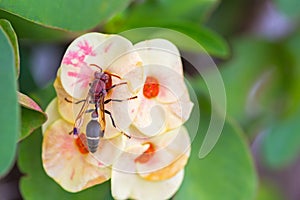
[42,33,193,199]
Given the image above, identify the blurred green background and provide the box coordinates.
[1,0,300,199]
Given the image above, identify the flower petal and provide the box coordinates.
[42,119,111,192]
[90,134,126,167]
[60,32,112,99]
[54,77,83,123]
[85,35,143,94]
[134,39,183,75]
[85,35,134,73]
[112,142,149,173]
[42,98,60,134]
[132,97,167,137]
[136,126,190,181]
[110,83,141,133]
[111,169,184,200]
[167,90,194,129]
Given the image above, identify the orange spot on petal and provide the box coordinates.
[135,142,155,164]
[143,76,159,99]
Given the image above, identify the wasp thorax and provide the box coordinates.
[94,71,103,79]
[101,73,110,82]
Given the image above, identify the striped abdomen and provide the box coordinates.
[86,119,104,153]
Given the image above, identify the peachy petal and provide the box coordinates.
[42,98,60,134]
[135,126,190,180]
[42,119,111,192]
[111,169,184,200]
[54,77,83,124]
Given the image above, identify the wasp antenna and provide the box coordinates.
[90,64,102,71]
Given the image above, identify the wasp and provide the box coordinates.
[66,64,137,153]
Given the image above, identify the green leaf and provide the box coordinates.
[0,18,19,77]
[0,19,19,176]
[274,0,300,18]
[163,0,219,21]
[262,106,300,168]
[29,83,56,110]
[18,130,111,199]
[162,23,229,58]
[176,116,257,199]
[115,24,229,58]
[0,0,131,31]
[220,37,293,125]
[105,0,229,57]
[18,92,47,141]
[257,31,300,168]
[0,10,69,41]
[117,0,218,24]
[256,181,284,200]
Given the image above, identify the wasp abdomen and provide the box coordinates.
[86,120,104,153]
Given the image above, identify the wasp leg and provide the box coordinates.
[104,96,137,104]
[104,110,116,127]
[65,97,86,104]
[104,109,131,138]
[106,82,127,92]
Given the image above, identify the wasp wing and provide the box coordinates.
[98,94,106,132]
[74,95,91,131]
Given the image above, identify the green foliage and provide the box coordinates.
[256,181,284,200]
[0,10,69,41]
[274,0,300,18]
[176,98,257,200]
[0,0,131,31]
[18,92,47,141]
[220,38,293,127]
[262,106,300,168]
[261,31,300,168]
[105,0,229,58]
[0,19,19,176]
[0,18,19,76]
[18,130,111,199]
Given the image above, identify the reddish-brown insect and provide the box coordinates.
[66,64,136,153]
